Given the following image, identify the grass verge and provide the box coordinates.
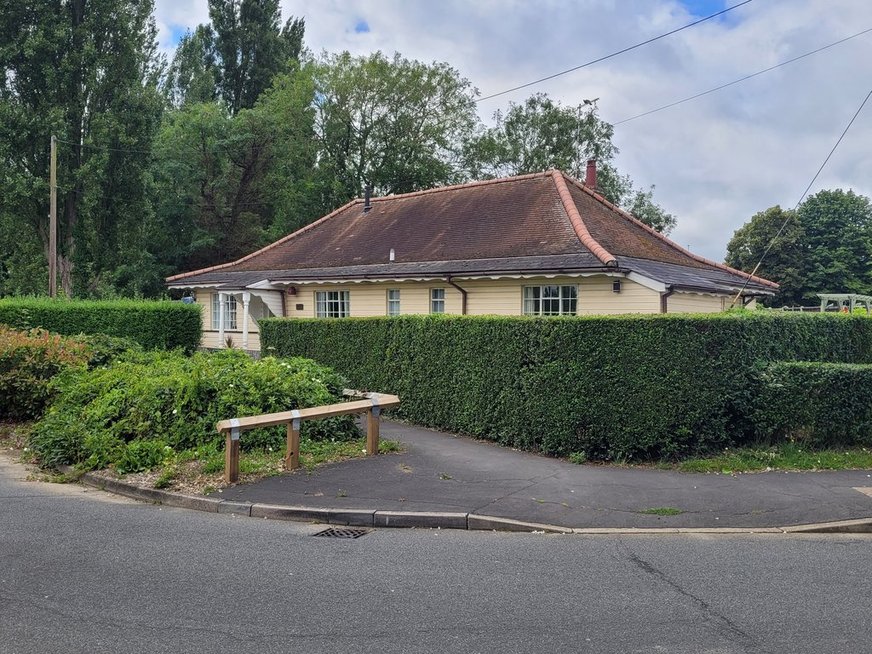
[671,443,872,474]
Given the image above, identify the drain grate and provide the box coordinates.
[313,526,372,539]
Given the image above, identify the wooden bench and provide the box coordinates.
[215,391,401,484]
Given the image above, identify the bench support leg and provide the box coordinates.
[285,418,301,470]
[225,430,240,484]
[366,407,381,456]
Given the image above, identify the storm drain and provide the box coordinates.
[312,526,372,539]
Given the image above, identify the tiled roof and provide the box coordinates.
[167,170,777,294]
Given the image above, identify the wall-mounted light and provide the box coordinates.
[287,286,297,296]
[612,280,622,293]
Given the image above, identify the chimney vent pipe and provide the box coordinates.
[363,185,372,213]
[585,159,597,189]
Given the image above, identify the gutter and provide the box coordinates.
[445,277,468,315]
[660,286,675,314]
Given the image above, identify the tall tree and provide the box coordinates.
[150,65,315,273]
[726,190,872,306]
[310,51,479,213]
[0,0,164,297]
[208,0,304,114]
[164,25,219,107]
[465,94,676,234]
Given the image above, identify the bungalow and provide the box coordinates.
[166,165,778,351]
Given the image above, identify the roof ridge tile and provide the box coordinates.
[560,174,779,289]
[551,170,617,267]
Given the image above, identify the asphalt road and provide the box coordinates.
[2,454,871,654]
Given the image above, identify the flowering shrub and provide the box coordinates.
[29,349,359,470]
[0,326,91,420]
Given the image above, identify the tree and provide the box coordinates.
[164,25,219,107]
[725,190,872,306]
[798,190,872,299]
[150,65,315,273]
[208,0,304,114]
[725,206,804,306]
[0,0,164,297]
[465,94,676,234]
[308,51,480,214]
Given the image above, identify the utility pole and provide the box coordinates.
[49,134,57,298]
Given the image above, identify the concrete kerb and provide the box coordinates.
[75,473,872,535]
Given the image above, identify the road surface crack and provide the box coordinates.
[627,553,768,652]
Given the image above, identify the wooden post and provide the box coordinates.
[285,418,300,470]
[49,135,57,298]
[366,407,381,455]
[225,430,240,484]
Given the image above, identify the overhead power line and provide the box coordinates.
[476,0,754,103]
[615,27,872,125]
[730,86,872,306]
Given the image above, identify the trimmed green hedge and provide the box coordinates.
[0,298,201,351]
[260,314,872,460]
[752,362,872,446]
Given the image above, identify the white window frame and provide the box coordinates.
[315,290,350,318]
[211,293,238,330]
[430,288,445,314]
[387,289,401,316]
[523,285,578,316]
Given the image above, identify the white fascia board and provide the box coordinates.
[244,279,282,290]
[625,272,667,293]
[166,282,221,290]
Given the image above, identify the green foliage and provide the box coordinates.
[115,440,172,474]
[0,298,201,351]
[311,51,479,206]
[29,349,359,469]
[0,327,91,420]
[752,362,872,447]
[0,0,164,298]
[261,313,872,461]
[727,190,872,306]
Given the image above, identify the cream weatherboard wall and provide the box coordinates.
[195,277,740,350]
[284,276,661,318]
[666,292,726,313]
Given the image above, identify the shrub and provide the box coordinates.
[260,313,872,460]
[0,297,201,351]
[751,362,872,447]
[29,349,359,470]
[0,327,91,420]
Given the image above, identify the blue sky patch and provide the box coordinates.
[679,0,727,17]
[354,19,370,34]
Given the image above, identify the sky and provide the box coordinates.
[152,0,872,262]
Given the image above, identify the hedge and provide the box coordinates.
[260,313,872,460]
[752,362,872,447]
[0,298,201,351]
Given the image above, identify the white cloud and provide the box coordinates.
[154,0,872,261]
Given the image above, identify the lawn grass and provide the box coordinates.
[672,443,872,474]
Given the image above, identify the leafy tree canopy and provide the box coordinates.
[726,189,872,306]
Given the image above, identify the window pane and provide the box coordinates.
[226,295,237,329]
[431,288,445,314]
[387,289,400,316]
[211,294,219,329]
